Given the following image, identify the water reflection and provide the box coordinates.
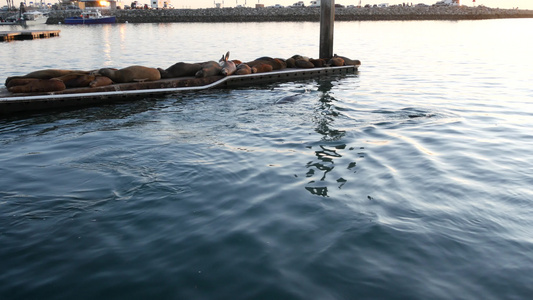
[102,25,112,63]
[313,79,345,141]
[305,144,345,197]
[0,97,162,129]
[304,77,362,197]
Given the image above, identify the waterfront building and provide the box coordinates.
[435,0,460,6]
[151,0,171,9]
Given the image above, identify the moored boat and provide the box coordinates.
[22,11,49,25]
[64,9,116,24]
[0,3,26,25]
[309,0,321,7]
[0,18,23,25]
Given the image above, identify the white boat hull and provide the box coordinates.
[25,17,48,25]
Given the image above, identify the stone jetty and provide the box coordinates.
[46,6,533,24]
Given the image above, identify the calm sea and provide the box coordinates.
[1,19,533,299]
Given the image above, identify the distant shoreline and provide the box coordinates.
[46,6,533,24]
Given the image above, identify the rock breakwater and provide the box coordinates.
[46,6,533,24]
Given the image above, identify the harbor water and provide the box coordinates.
[1,19,533,299]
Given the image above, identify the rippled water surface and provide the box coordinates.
[1,19,533,299]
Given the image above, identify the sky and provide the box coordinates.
[2,0,533,10]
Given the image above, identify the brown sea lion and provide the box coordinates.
[286,57,297,68]
[53,73,96,88]
[251,63,273,73]
[6,78,40,89]
[310,58,327,68]
[195,61,222,78]
[232,59,242,65]
[98,66,161,83]
[89,76,113,88]
[333,54,361,66]
[8,79,66,94]
[255,57,287,70]
[295,59,315,68]
[219,51,236,76]
[52,73,87,82]
[5,69,89,86]
[328,57,345,66]
[290,55,308,61]
[158,62,203,79]
[247,57,286,71]
[67,74,96,88]
[286,55,308,68]
[235,63,253,75]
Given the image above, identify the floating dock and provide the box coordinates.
[0,66,358,115]
[0,30,61,42]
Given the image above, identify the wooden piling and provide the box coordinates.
[319,0,335,59]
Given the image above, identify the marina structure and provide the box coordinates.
[0,29,60,41]
[0,0,350,115]
[0,66,358,114]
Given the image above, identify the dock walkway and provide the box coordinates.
[0,66,358,115]
[0,30,60,42]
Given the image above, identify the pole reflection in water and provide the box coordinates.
[304,77,363,197]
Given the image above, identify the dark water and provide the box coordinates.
[1,20,533,299]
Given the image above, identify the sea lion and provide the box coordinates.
[310,58,327,68]
[158,62,203,79]
[333,54,361,66]
[98,66,161,83]
[8,79,66,94]
[251,63,273,74]
[232,59,242,65]
[290,55,308,61]
[277,58,287,69]
[53,73,96,88]
[246,57,286,71]
[286,57,297,68]
[5,69,88,86]
[253,57,287,70]
[89,76,113,88]
[235,63,253,75]
[295,59,315,68]
[6,78,40,89]
[195,61,222,78]
[328,57,345,66]
[275,94,303,105]
[219,51,236,76]
[90,68,116,75]
[286,55,308,68]
[67,74,96,88]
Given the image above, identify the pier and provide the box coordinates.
[0,1,351,115]
[0,66,357,114]
[0,30,60,42]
